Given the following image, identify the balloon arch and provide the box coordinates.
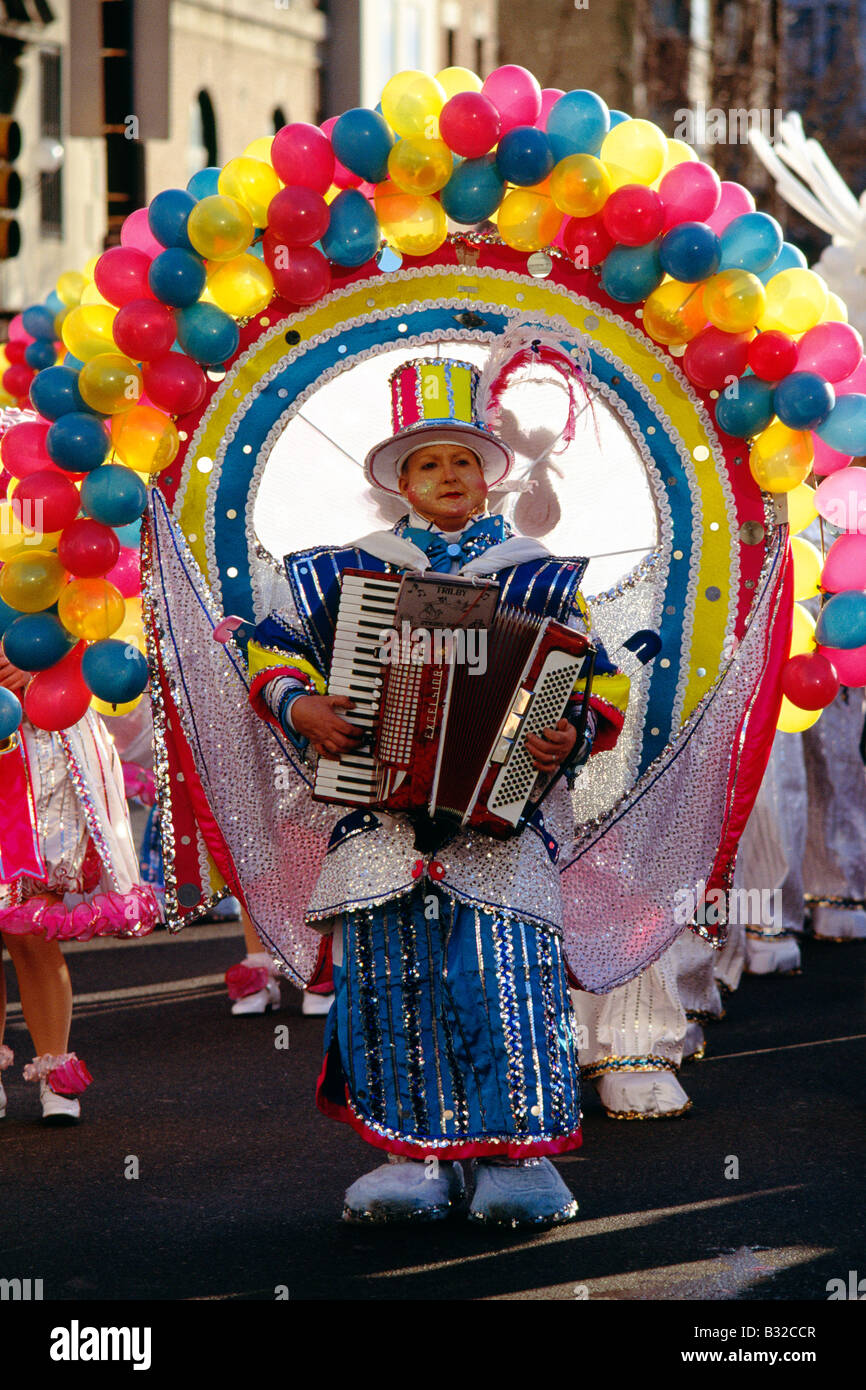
[1,63,864,760]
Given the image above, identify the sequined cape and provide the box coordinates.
[144,491,791,993]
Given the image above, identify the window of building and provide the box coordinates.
[39,48,62,237]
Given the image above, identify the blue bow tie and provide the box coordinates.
[402,514,508,572]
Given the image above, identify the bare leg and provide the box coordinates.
[2,919,73,1057]
[242,909,262,956]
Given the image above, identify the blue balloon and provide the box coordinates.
[46,413,109,473]
[22,304,57,341]
[319,189,380,268]
[82,639,149,704]
[758,240,807,285]
[440,156,505,224]
[601,240,664,303]
[148,248,207,308]
[719,212,783,273]
[175,302,240,366]
[81,464,148,526]
[24,339,57,371]
[659,222,721,281]
[148,188,196,250]
[186,166,221,200]
[0,686,23,741]
[30,365,89,421]
[546,89,610,161]
[331,108,394,183]
[45,290,64,317]
[114,518,143,548]
[608,109,630,128]
[773,371,835,430]
[714,375,775,438]
[0,594,22,638]
[2,613,75,671]
[816,590,866,650]
[816,393,866,455]
[495,126,553,187]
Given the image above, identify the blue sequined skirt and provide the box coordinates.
[316,884,582,1158]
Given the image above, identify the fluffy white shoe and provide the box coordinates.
[469,1157,578,1228]
[745,933,802,974]
[301,991,334,1016]
[231,979,281,1015]
[597,1070,692,1119]
[343,1157,465,1223]
[39,1079,81,1126]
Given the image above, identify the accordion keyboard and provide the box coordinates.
[486,649,585,826]
[313,571,401,805]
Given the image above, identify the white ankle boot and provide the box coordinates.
[39,1079,81,1125]
[225,953,282,1015]
[22,1053,90,1125]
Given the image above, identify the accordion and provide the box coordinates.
[312,569,594,841]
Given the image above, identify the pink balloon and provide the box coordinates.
[659,161,721,230]
[817,643,866,686]
[106,545,141,598]
[815,468,866,533]
[7,314,28,342]
[821,532,866,592]
[834,357,866,396]
[538,88,565,130]
[812,435,854,476]
[320,116,362,190]
[704,181,755,235]
[481,64,542,134]
[120,207,163,258]
[797,323,864,382]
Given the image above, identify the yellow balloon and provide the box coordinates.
[497,187,562,253]
[600,118,667,188]
[80,280,113,307]
[787,481,818,535]
[111,406,179,475]
[56,270,87,308]
[113,596,145,651]
[188,195,254,262]
[59,577,125,641]
[820,292,848,325]
[91,694,143,716]
[61,304,117,362]
[207,255,274,317]
[387,137,453,195]
[0,551,67,613]
[218,158,281,227]
[642,279,707,345]
[657,138,698,180]
[749,419,814,492]
[53,309,68,338]
[374,184,448,256]
[790,535,822,600]
[243,136,275,163]
[549,154,611,217]
[791,601,817,656]
[758,268,828,335]
[0,500,61,559]
[777,694,821,732]
[84,256,100,279]
[702,269,767,333]
[381,70,446,139]
[78,353,143,414]
[436,66,482,98]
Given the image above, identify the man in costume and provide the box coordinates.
[246,356,629,1226]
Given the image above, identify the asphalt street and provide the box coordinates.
[2,921,865,1304]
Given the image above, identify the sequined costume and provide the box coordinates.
[0,710,161,941]
[247,513,628,1157]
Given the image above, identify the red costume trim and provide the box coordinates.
[248,666,313,729]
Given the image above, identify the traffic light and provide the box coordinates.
[0,113,22,260]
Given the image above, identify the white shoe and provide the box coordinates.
[745,934,801,974]
[301,991,334,1016]
[39,1079,81,1126]
[231,979,281,1015]
[597,1070,692,1119]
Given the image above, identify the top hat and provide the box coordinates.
[364,358,514,497]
